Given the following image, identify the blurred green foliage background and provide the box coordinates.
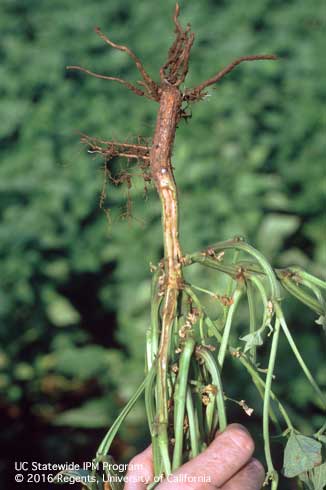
[0,0,325,488]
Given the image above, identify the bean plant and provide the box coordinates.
[57,4,326,490]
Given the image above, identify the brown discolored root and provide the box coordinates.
[159,3,195,87]
[80,134,151,163]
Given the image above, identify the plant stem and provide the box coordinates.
[223,250,239,323]
[97,367,153,457]
[301,279,325,307]
[217,240,281,299]
[278,275,324,316]
[187,286,294,432]
[236,350,294,432]
[173,336,196,469]
[150,83,183,474]
[144,367,161,476]
[149,268,162,367]
[263,317,280,489]
[186,387,200,457]
[289,268,326,290]
[197,347,227,432]
[275,304,326,409]
[218,288,242,369]
[246,280,257,363]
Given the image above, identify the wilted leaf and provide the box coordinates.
[284,432,322,478]
[240,329,264,353]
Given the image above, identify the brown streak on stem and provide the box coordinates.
[150,83,183,457]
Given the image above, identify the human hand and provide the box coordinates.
[124,424,265,490]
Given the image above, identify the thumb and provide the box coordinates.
[158,424,255,489]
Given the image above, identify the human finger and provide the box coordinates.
[124,445,154,490]
[221,458,265,490]
[157,424,255,489]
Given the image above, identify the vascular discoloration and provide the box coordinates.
[150,83,182,184]
[150,83,183,437]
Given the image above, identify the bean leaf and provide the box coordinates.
[310,462,326,490]
[299,462,326,490]
[283,432,322,478]
[240,330,264,353]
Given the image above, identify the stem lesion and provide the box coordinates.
[149,84,184,474]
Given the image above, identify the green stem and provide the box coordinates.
[237,260,265,275]
[196,347,227,432]
[187,255,238,278]
[246,280,257,363]
[263,318,280,489]
[235,349,293,431]
[200,310,292,432]
[172,336,196,470]
[278,275,324,316]
[192,362,206,442]
[288,267,326,290]
[218,288,242,369]
[275,304,326,409]
[186,286,295,434]
[186,387,200,458]
[144,366,161,476]
[146,329,153,372]
[97,368,153,457]
[199,314,206,344]
[149,270,162,368]
[194,296,294,433]
[190,238,281,299]
[205,392,216,441]
[250,281,267,307]
[301,279,325,308]
[315,421,326,440]
[249,276,269,321]
[223,250,239,323]
[191,283,220,298]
